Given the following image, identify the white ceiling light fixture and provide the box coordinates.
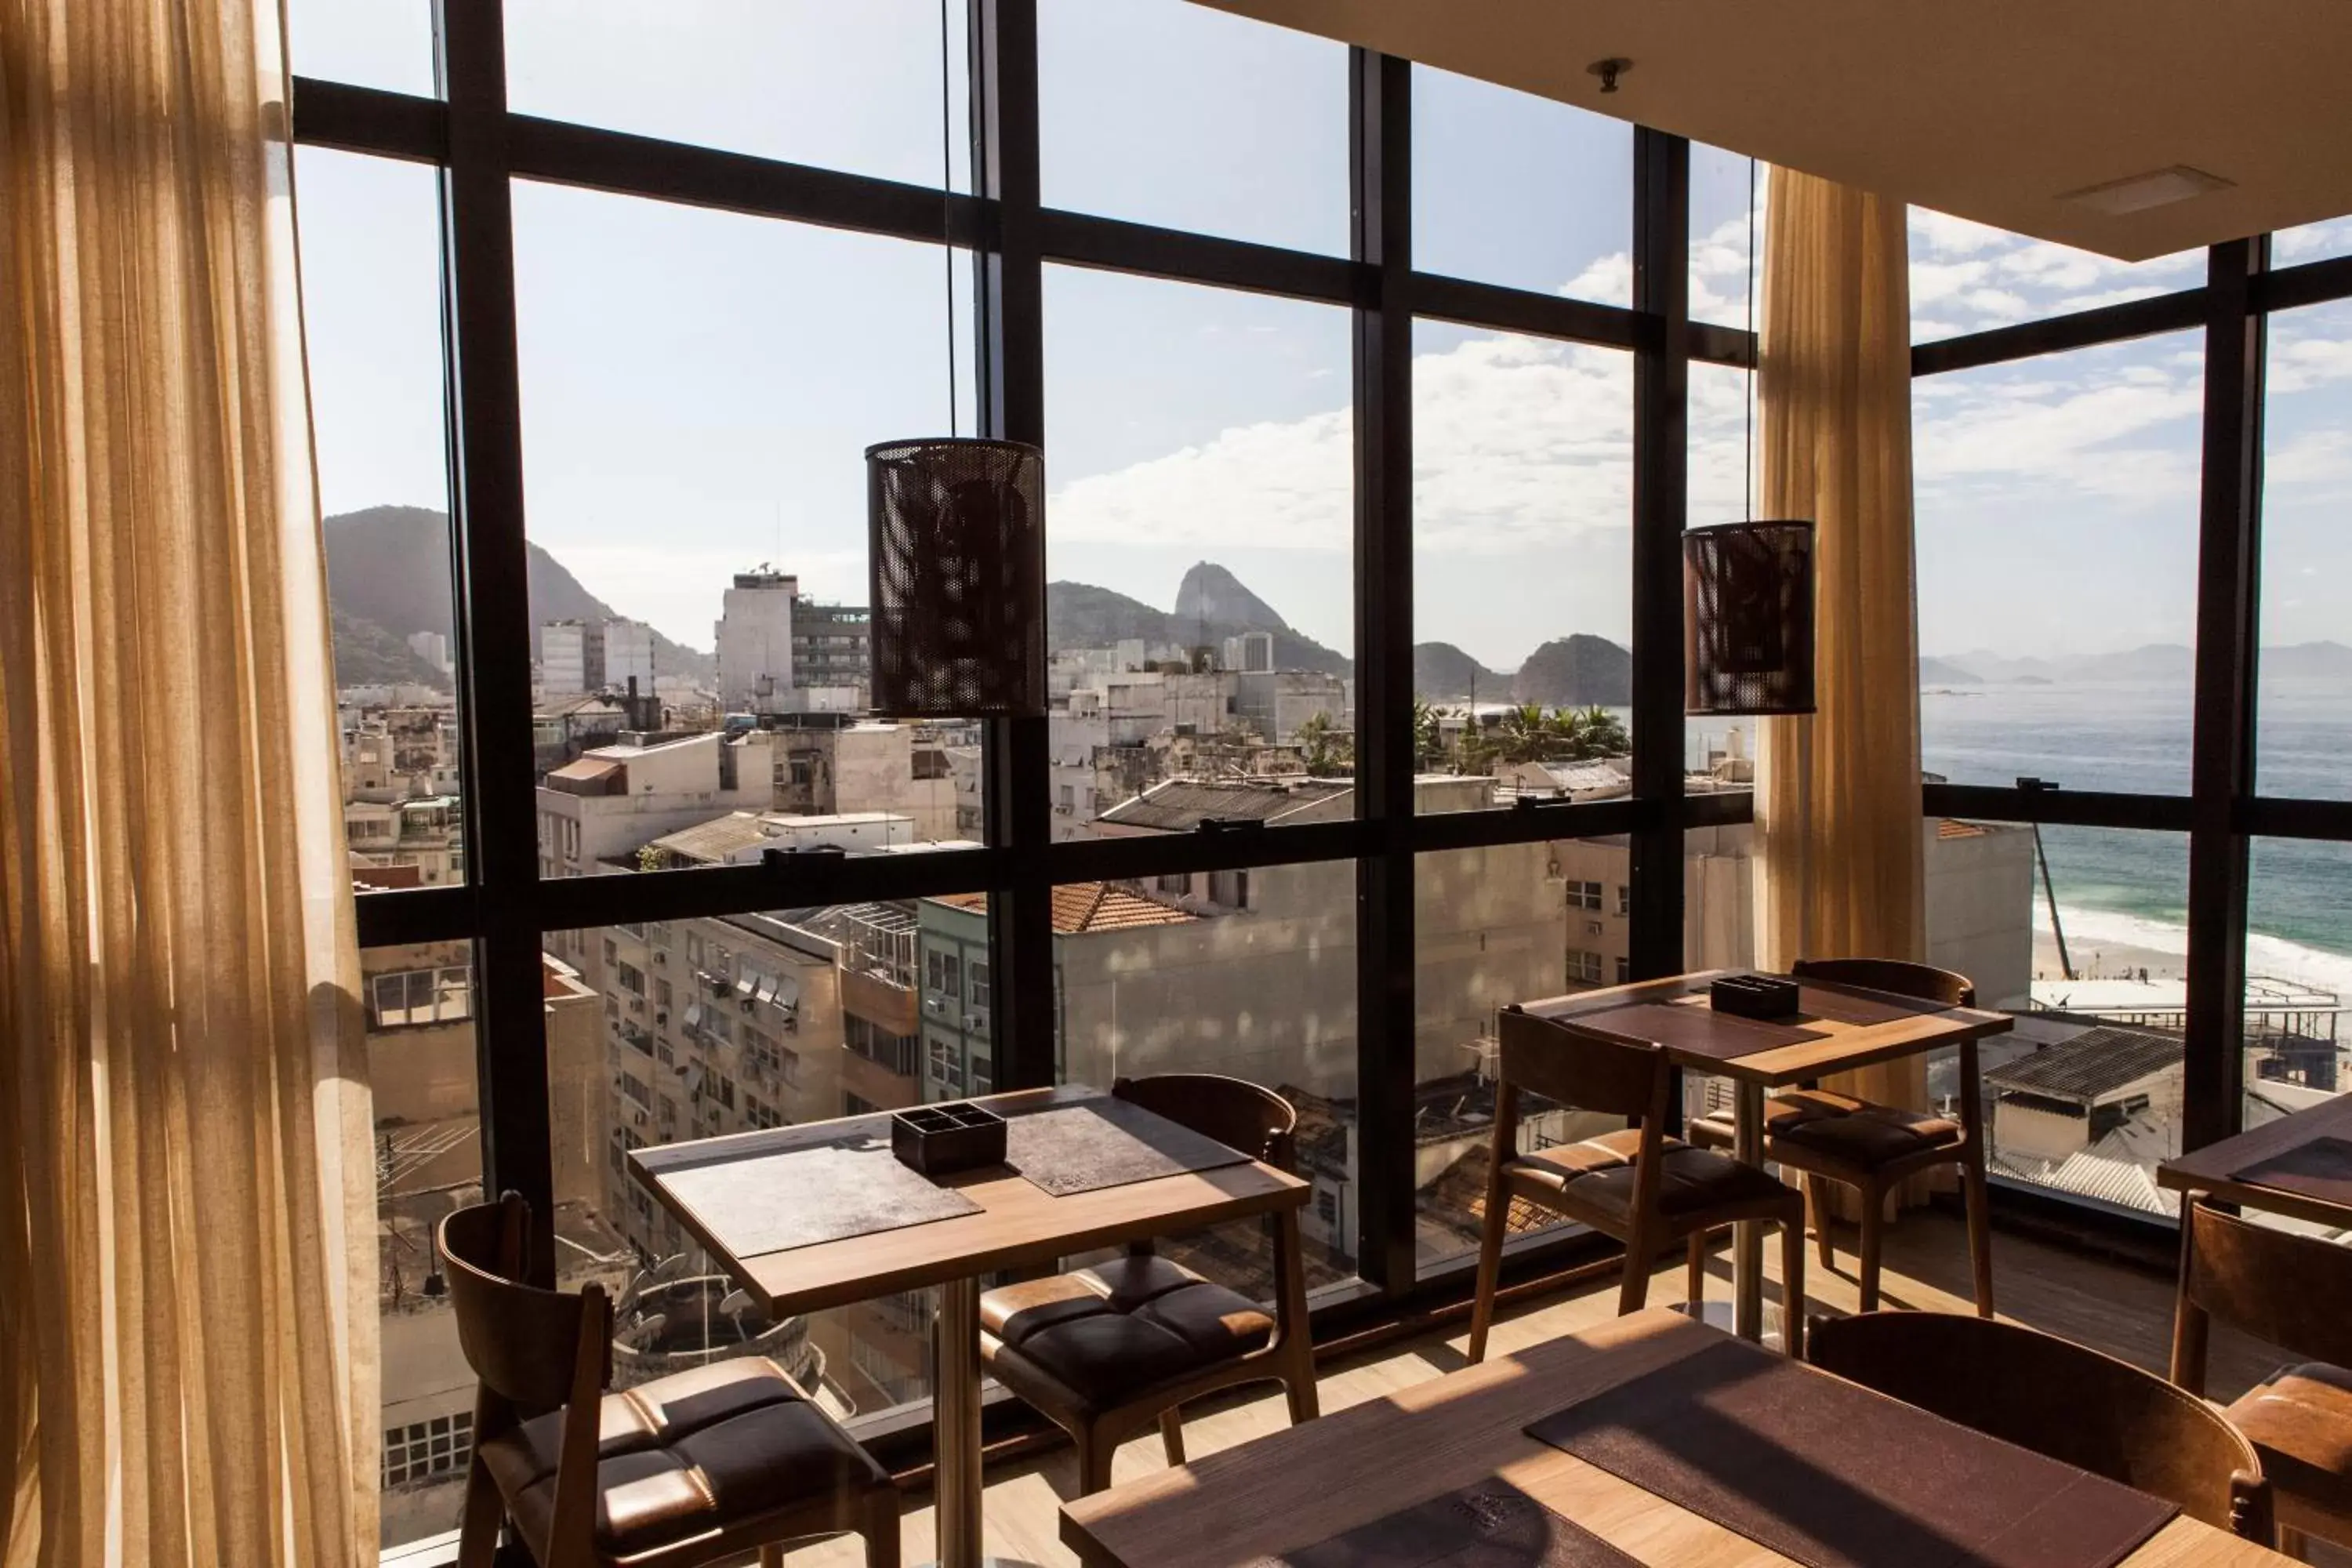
[2057,165,2236,216]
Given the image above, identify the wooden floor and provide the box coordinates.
[781,1210,2344,1567]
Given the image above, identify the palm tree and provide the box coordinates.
[1497,703,1550,764]
[1410,695,1443,768]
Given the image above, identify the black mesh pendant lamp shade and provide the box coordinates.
[866,437,1046,718]
[1683,520,1817,715]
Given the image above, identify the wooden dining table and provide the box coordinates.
[2157,1091,2352,1228]
[1507,971,2014,1338]
[1061,1308,2294,1568]
[630,1084,1308,1568]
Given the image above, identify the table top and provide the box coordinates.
[1060,1308,2290,1568]
[1512,970,2013,1087]
[2158,1091,2352,1228]
[630,1084,1308,1318]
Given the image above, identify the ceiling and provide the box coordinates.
[1200,0,2352,261]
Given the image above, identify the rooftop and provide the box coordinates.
[930,884,1197,935]
[1985,1024,2184,1103]
[1096,778,1352,833]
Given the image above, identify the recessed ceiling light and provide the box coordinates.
[2058,165,2234,217]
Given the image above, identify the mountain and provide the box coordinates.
[323,506,717,685]
[1918,655,1983,686]
[1936,644,2191,684]
[1045,581,1172,648]
[1171,561,1288,634]
[332,604,450,689]
[2264,641,2352,681]
[1045,564,1352,677]
[1414,642,1511,702]
[1512,634,1632,706]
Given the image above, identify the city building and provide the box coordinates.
[716,570,797,714]
[541,618,605,696]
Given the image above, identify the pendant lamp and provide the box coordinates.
[861,0,1047,720]
[867,437,1046,717]
[1685,156,1817,717]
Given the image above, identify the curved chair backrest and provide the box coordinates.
[1497,1004,1669,1123]
[2176,1195,2352,1382]
[1113,1073,1298,1174]
[440,1192,610,1417]
[1809,1311,2269,1540]
[1792,957,1976,1009]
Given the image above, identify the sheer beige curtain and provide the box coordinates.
[0,1,377,1563]
[1751,169,1934,1134]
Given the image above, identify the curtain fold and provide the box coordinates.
[0,1,378,1563]
[1751,169,1936,1158]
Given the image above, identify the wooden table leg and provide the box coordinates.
[933,1276,985,1568]
[1732,1080,1766,1341]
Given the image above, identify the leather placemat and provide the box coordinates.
[1005,1094,1251,1196]
[659,1128,981,1257]
[1526,1337,2177,1568]
[1244,1480,1642,1568]
[1796,981,1954,1026]
[2233,1134,2352,1210]
[1576,1000,1827,1060]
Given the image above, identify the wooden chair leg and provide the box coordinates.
[1806,1175,1836,1269]
[1159,1406,1186,1468]
[1857,1183,1886,1313]
[1686,1231,1710,1309]
[2277,1524,2308,1562]
[1283,1341,1319,1425]
[1466,1175,1511,1363]
[1962,1148,1995,1318]
[1616,1216,1655,1316]
[761,1545,785,1568]
[1076,1427,1116,1497]
[1779,1212,1806,1360]
[862,1486,901,1568]
[455,1455,503,1568]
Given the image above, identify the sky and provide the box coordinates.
[291,0,2352,679]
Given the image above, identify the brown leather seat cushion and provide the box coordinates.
[1503,1128,1797,1226]
[2226,1360,2352,1522]
[477,1356,884,1563]
[980,1255,1273,1414]
[1694,1091,1962,1172]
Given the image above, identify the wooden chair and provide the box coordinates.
[1689,956,1994,1316]
[1467,1004,1808,1364]
[977,1074,1319,1495]
[441,1192,898,1568]
[1810,1309,2272,1544]
[2171,1195,2352,1560]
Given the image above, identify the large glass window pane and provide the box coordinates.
[2259,298,2352,800]
[300,149,465,891]
[1907,209,2203,343]
[1411,323,1631,811]
[369,942,484,1548]
[1411,66,1630,300]
[1919,822,2190,1218]
[2243,840,2350,1134]
[1914,332,2204,793]
[1042,267,1351,833]
[1040,0,1347,255]
[1690,144,1763,331]
[1413,844,1632,1272]
[2272,217,2352,269]
[287,0,435,96]
[550,906,966,1427]
[505,2,971,190]
[511,184,985,873]
[1044,858,1359,1294]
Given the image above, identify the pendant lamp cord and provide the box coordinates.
[1744,155,1757,521]
[942,0,958,437]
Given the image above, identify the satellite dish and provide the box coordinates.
[647,1252,688,1286]
[720,1290,753,1317]
[615,1312,666,1348]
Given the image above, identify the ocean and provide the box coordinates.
[1918,677,2352,998]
